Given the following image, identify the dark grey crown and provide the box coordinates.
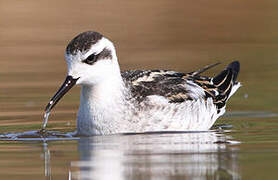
[66,31,103,55]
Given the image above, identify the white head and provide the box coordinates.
[44,31,121,114]
[65,31,120,85]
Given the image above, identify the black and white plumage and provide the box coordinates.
[122,62,239,108]
[43,31,241,136]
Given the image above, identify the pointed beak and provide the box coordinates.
[45,76,79,113]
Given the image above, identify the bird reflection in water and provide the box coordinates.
[55,131,241,180]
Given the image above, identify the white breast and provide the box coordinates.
[76,86,222,136]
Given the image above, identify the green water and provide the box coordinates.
[1,0,278,179]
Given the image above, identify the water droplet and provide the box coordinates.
[42,111,51,129]
[244,93,248,99]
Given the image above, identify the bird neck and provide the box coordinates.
[82,74,124,103]
[77,65,126,135]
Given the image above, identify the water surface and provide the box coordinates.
[0,131,242,180]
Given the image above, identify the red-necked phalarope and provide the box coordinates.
[42,31,241,136]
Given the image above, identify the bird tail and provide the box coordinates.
[212,61,241,109]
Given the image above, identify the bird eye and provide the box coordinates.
[83,54,97,65]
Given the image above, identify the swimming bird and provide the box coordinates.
[43,31,241,136]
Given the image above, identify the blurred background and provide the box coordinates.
[1,0,278,179]
[1,0,277,132]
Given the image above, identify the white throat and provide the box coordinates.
[76,59,126,136]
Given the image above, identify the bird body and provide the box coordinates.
[43,31,241,136]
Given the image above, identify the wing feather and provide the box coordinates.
[121,61,240,111]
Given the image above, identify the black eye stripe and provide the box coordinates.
[82,48,112,65]
[98,48,112,60]
[83,53,98,65]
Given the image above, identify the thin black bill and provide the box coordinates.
[45,75,79,113]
